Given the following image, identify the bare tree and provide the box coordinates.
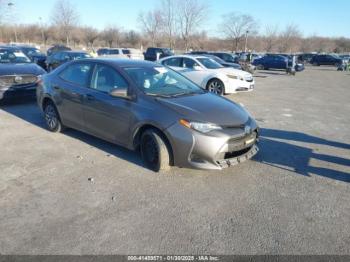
[138,9,162,46]
[159,0,177,49]
[125,30,141,47]
[264,24,279,52]
[220,12,258,52]
[101,25,122,47]
[82,26,99,47]
[278,24,302,53]
[51,0,79,46]
[177,0,207,51]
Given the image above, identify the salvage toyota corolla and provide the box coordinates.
[37,58,259,171]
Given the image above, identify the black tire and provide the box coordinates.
[140,129,171,172]
[206,78,225,95]
[43,101,64,132]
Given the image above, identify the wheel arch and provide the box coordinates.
[133,124,174,166]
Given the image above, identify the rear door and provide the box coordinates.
[82,63,132,145]
[55,62,93,130]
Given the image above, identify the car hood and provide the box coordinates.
[211,67,251,77]
[157,92,249,126]
[0,63,46,76]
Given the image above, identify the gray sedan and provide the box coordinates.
[37,58,259,171]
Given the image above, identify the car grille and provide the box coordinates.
[0,75,38,88]
[226,132,257,153]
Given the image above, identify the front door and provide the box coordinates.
[82,64,132,146]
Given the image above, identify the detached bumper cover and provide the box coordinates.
[216,144,259,168]
[166,120,259,170]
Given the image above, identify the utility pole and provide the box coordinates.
[39,17,45,45]
[7,2,18,43]
[244,30,249,53]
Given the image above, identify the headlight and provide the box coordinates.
[179,119,222,133]
[226,74,238,79]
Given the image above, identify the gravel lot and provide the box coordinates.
[0,66,349,255]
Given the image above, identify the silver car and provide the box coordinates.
[37,58,259,171]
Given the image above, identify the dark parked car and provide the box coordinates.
[46,51,92,71]
[252,55,288,70]
[0,47,46,102]
[211,52,240,64]
[298,53,316,63]
[253,55,304,72]
[17,46,47,70]
[310,54,343,66]
[143,47,174,61]
[47,45,71,56]
[37,59,259,171]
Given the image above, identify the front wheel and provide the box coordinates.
[140,129,171,172]
[206,79,225,95]
[44,101,64,132]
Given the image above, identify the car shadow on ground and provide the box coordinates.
[1,101,350,180]
[0,100,145,169]
[255,128,350,183]
[256,70,288,76]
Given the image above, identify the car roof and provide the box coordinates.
[88,58,158,67]
[165,55,209,60]
[58,50,88,54]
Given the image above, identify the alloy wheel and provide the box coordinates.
[208,80,224,95]
[45,104,58,130]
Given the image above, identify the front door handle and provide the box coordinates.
[53,85,60,90]
[85,94,95,101]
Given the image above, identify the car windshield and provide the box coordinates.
[208,56,225,64]
[197,58,223,69]
[124,66,204,97]
[70,53,91,59]
[163,49,174,55]
[0,49,31,63]
[23,48,42,56]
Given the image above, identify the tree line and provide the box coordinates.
[0,0,349,53]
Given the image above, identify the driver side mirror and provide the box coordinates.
[109,88,130,99]
[193,65,202,71]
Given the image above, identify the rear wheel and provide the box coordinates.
[140,129,171,172]
[206,79,225,95]
[44,101,64,132]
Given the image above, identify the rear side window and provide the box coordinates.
[59,63,92,86]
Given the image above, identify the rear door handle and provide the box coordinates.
[53,85,60,90]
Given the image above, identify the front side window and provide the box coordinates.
[124,66,204,97]
[59,63,92,86]
[162,57,182,67]
[183,58,199,69]
[91,65,128,93]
